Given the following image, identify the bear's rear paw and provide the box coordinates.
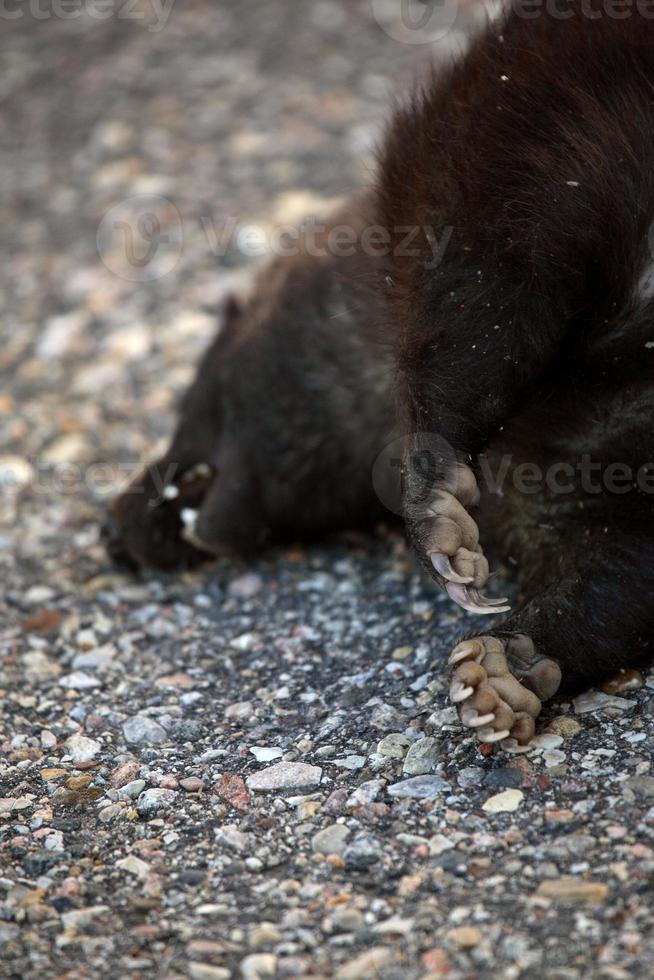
[448,633,562,745]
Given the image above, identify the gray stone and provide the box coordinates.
[369,703,405,731]
[331,908,365,933]
[135,788,178,817]
[59,671,101,690]
[123,715,168,745]
[482,767,523,790]
[72,645,116,669]
[225,701,254,721]
[65,734,101,763]
[457,766,485,789]
[377,733,411,759]
[347,779,385,808]
[246,762,322,793]
[343,832,383,869]
[402,736,440,775]
[572,691,635,714]
[117,779,146,800]
[625,776,654,799]
[387,775,449,800]
[228,573,263,598]
[249,746,283,763]
[330,755,366,770]
[426,706,458,728]
[312,824,351,856]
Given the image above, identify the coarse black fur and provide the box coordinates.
[106,3,654,709]
[378,2,654,695]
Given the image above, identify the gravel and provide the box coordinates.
[2,2,654,978]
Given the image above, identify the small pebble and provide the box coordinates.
[387,775,449,800]
[246,763,322,793]
[447,926,482,948]
[536,877,609,903]
[136,789,178,818]
[311,824,350,856]
[402,736,440,775]
[123,716,168,746]
[180,777,204,793]
[65,734,101,764]
[601,669,645,695]
[335,947,394,979]
[249,747,283,763]
[377,733,411,759]
[240,953,277,979]
[482,789,524,813]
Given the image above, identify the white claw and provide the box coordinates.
[180,515,216,555]
[477,727,511,743]
[431,553,474,584]
[448,641,483,666]
[501,738,531,754]
[464,712,496,728]
[450,683,474,703]
[446,583,511,616]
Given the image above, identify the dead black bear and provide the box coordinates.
[104,195,396,569]
[105,4,654,746]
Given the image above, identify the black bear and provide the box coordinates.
[106,4,654,745]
